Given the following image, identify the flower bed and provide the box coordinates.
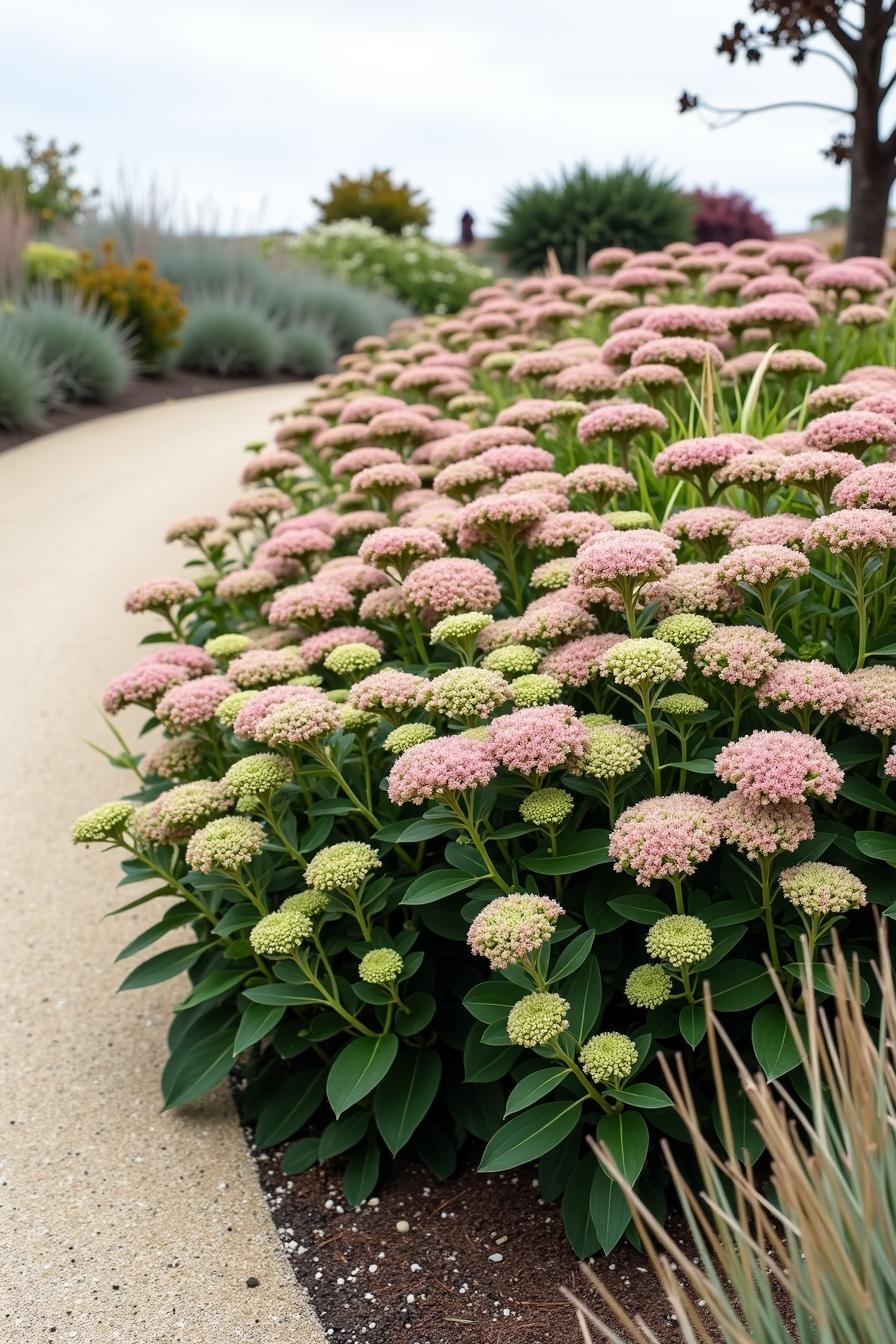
[75,237,896,1259]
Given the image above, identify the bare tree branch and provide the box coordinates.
[690,98,853,129]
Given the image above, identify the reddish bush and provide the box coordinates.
[691,189,773,245]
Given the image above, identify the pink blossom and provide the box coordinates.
[456,494,550,549]
[297,626,384,664]
[358,587,409,621]
[124,577,200,614]
[331,447,402,478]
[662,506,747,544]
[527,511,612,551]
[366,409,435,443]
[164,514,218,543]
[233,685,325,740]
[599,330,655,366]
[716,543,810,587]
[776,451,861,487]
[351,462,422,495]
[644,563,742,617]
[495,398,587,429]
[516,597,597,644]
[102,661,190,713]
[331,511,391,539]
[487,704,589,778]
[716,793,815,861]
[157,675,235,732]
[539,634,627,687]
[804,411,896,455]
[337,394,405,423]
[477,445,556,476]
[403,558,502,615]
[215,568,278,599]
[358,526,447,570]
[571,533,677,593]
[348,669,429,714]
[228,488,292,519]
[609,794,721,886]
[577,402,668,443]
[618,363,687,391]
[728,296,818,329]
[694,626,785,687]
[268,582,355,627]
[553,363,618,396]
[567,463,637,503]
[640,304,730,337]
[715,729,843,805]
[630,337,724,370]
[830,463,896,510]
[843,666,896,734]
[229,647,307,688]
[151,645,215,675]
[808,261,888,294]
[729,514,812,549]
[715,450,785,487]
[805,508,896,554]
[654,435,756,480]
[387,736,496,804]
[757,659,850,717]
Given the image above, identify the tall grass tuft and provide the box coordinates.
[9,294,133,403]
[570,926,896,1344]
[0,324,57,428]
[279,320,337,377]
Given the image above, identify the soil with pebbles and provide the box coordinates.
[240,1106,700,1343]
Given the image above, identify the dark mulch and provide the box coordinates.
[244,1121,700,1343]
[0,370,302,454]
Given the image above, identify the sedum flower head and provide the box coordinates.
[324,642,383,678]
[779,862,867,917]
[646,914,714,968]
[186,816,267,873]
[611,795,721,885]
[304,841,381,892]
[510,673,562,707]
[599,637,687,688]
[655,693,708,718]
[625,963,673,1009]
[205,633,253,662]
[249,909,313,957]
[280,889,330,919]
[507,992,570,1047]
[579,1032,639,1084]
[358,948,404,985]
[482,644,540,676]
[604,510,655,531]
[383,722,438,754]
[654,613,715,648]
[426,666,512,720]
[467,892,564,970]
[71,801,134,844]
[337,704,379,733]
[519,787,574,827]
[577,723,647,780]
[430,611,494,645]
[217,690,259,727]
[225,753,293,797]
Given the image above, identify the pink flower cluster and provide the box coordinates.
[715,730,843,805]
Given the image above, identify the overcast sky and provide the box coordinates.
[2,0,862,240]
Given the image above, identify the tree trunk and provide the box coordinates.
[845,150,893,256]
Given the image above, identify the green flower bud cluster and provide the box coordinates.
[280,889,330,919]
[519,787,574,827]
[71,801,135,844]
[358,948,404,984]
[509,673,562,708]
[225,753,293,797]
[654,614,715,648]
[383,723,437,754]
[304,841,381,892]
[324,643,383,678]
[250,908,313,957]
[205,633,253,662]
[217,690,259,727]
[579,1032,638,1084]
[645,914,713,967]
[625,963,673,1009]
[506,992,570,1047]
[482,644,540,676]
[654,693,708,718]
[430,611,494,644]
[600,637,687,689]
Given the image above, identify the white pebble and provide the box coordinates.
[488,1252,503,1263]
[396,1220,410,1234]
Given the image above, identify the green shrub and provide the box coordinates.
[314,168,431,234]
[10,294,133,402]
[22,241,79,286]
[279,320,337,377]
[175,297,282,376]
[275,220,492,313]
[495,162,693,273]
[0,323,56,427]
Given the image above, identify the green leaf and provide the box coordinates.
[703,960,773,1013]
[401,868,475,906]
[118,942,205,991]
[597,1111,649,1186]
[374,1049,441,1154]
[679,1003,706,1049]
[505,1066,569,1116]
[243,982,323,1006]
[855,830,896,865]
[114,905,196,960]
[175,970,248,1012]
[479,1099,583,1173]
[524,829,610,875]
[162,1028,235,1109]
[840,778,896,816]
[462,980,525,1024]
[565,958,603,1041]
[281,1136,319,1175]
[327,1034,399,1117]
[256,1070,326,1148]
[549,930,595,983]
[342,1135,380,1205]
[784,962,870,1005]
[751,1003,802,1082]
[394,991,436,1036]
[589,1165,631,1255]
[416,1126,456,1180]
[394,818,457,842]
[702,898,759,929]
[233,1001,285,1056]
[214,903,261,937]
[562,1157,600,1259]
[318,1110,371,1162]
[604,1082,673,1110]
[463,1026,520,1084]
[607,893,671,925]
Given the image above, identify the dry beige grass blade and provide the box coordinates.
[565,925,896,1344]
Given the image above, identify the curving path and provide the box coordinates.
[0,388,325,1342]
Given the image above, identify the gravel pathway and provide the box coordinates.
[1,388,326,1343]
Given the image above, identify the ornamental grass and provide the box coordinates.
[75,236,896,1252]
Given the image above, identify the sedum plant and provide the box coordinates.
[76,235,896,1244]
